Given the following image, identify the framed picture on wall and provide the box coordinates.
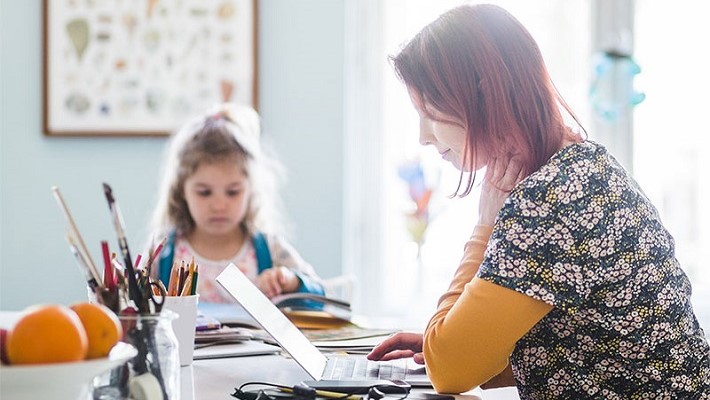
[42,0,258,136]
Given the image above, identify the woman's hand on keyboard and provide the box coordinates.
[366,332,425,364]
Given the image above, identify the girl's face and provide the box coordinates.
[409,89,487,172]
[183,159,251,238]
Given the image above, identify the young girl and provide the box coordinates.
[367,4,710,398]
[148,103,324,303]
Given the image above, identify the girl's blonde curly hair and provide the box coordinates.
[148,103,285,242]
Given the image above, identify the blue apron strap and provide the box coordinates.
[159,230,177,286]
[252,232,273,273]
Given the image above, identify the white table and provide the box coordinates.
[184,353,521,400]
[0,311,520,400]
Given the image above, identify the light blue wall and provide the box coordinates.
[0,0,344,310]
[259,0,344,288]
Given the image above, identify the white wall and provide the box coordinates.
[0,0,345,310]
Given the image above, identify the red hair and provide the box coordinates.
[392,4,583,195]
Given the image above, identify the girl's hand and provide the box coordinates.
[478,157,524,226]
[256,266,300,298]
[367,332,425,365]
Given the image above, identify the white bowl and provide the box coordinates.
[0,342,137,400]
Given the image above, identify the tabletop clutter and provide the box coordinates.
[1,183,402,400]
[50,183,201,400]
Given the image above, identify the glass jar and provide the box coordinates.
[93,310,180,400]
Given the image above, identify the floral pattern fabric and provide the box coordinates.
[478,141,710,399]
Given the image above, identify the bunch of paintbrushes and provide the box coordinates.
[51,184,167,315]
[53,184,177,400]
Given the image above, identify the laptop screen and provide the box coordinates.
[216,263,327,379]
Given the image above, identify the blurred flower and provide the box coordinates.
[398,159,435,246]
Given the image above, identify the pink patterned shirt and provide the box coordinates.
[171,233,321,303]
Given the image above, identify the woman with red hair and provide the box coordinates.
[368,4,709,398]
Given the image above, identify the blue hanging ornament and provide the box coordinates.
[589,50,646,121]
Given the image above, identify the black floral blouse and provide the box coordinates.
[478,141,710,399]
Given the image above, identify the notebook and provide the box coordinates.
[216,263,432,387]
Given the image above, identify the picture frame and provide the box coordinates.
[42,0,258,136]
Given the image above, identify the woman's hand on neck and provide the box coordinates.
[478,157,524,226]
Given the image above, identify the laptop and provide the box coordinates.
[216,263,432,387]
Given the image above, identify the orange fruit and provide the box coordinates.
[70,302,122,359]
[6,304,88,364]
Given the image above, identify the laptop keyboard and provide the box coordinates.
[323,356,409,380]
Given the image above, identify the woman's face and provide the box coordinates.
[409,89,487,172]
[183,159,251,238]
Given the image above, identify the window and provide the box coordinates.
[633,0,710,327]
[344,1,708,331]
[344,1,590,326]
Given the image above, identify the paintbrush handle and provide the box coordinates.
[116,224,144,311]
[52,186,102,283]
[67,238,100,291]
[103,183,145,312]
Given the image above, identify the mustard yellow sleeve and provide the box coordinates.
[423,225,553,394]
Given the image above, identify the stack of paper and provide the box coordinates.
[283,309,352,330]
[303,326,398,354]
[193,340,281,360]
[194,326,254,344]
[310,336,390,354]
[197,302,261,328]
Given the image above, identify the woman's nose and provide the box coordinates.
[419,131,428,146]
[419,118,433,146]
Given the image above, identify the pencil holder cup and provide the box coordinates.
[93,310,181,400]
[162,294,199,366]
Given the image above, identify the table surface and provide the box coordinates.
[0,311,520,400]
[184,352,521,400]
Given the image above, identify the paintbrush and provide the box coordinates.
[102,182,145,312]
[65,233,101,293]
[52,186,102,290]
